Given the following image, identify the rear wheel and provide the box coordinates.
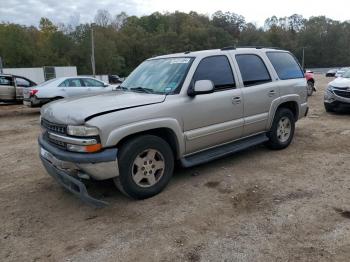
[307,80,314,96]
[266,108,295,150]
[114,135,174,199]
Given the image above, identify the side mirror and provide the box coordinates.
[103,83,109,87]
[188,80,214,96]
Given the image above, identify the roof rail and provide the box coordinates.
[221,45,281,50]
[220,46,236,51]
[184,51,191,54]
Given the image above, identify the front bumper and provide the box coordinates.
[41,156,108,207]
[324,89,350,109]
[38,134,118,206]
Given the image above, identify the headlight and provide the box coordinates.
[327,85,335,93]
[67,125,99,137]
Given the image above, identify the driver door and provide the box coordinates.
[81,78,109,94]
[182,55,244,154]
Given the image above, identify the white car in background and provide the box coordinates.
[23,76,118,107]
[324,69,350,112]
[335,67,350,78]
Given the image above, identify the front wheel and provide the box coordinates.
[266,108,295,150]
[114,135,174,199]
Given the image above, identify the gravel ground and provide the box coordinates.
[0,75,349,262]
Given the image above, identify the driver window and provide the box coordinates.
[193,56,235,91]
[83,78,104,87]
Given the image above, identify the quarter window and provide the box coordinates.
[266,52,304,80]
[236,54,271,86]
[193,56,235,90]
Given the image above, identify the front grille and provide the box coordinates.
[41,119,67,134]
[334,89,350,98]
[43,131,67,150]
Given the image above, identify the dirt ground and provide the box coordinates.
[0,75,350,262]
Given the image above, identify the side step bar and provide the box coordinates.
[180,133,269,168]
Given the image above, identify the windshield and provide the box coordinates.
[342,69,350,78]
[120,57,193,94]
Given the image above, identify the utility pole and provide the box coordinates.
[0,57,3,74]
[91,24,96,78]
[302,47,305,69]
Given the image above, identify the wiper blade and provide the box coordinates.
[116,85,128,91]
[130,86,154,94]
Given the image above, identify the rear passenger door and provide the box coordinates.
[14,77,32,99]
[82,78,108,94]
[60,78,87,97]
[235,54,278,136]
[183,55,244,154]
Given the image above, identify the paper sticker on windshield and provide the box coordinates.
[170,58,190,64]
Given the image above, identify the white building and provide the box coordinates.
[3,66,77,84]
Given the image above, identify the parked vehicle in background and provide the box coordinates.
[326,69,338,77]
[108,75,124,84]
[38,47,308,206]
[0,74,36,102]
[335,67,350,78]
[23,76,116,107]
[305,70,316,96]
[324,69,350,112]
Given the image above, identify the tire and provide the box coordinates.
[307,80,314,96]
[114,135,174,199]
[266,108,295,150]
[324,103,335,112]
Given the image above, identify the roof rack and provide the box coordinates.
[221,46,281,50]
[220,46,236,51]
[184,51,191,54]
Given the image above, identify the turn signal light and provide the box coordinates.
[67,143,102,153]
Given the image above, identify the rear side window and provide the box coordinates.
[60,79,84,87]
[235,54,271,86]
[15,77,31,87]
[193,56,235,90]
[266,52,304,80]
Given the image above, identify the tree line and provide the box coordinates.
[0,10,349,76]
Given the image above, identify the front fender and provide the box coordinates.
[105,118,185,157]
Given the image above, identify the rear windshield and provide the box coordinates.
[266,52,304,80]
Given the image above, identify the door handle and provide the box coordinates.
[268,90,276,97]
[232,96,241,104]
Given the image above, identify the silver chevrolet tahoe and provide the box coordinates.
[38,47,309,206]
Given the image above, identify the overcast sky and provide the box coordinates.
[1,0,349,27]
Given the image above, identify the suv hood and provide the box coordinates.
[41,91,166,125]
[330,77,350,88]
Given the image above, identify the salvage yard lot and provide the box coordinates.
[1,75,350,261]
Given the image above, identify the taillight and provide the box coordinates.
[30,89,38,97]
